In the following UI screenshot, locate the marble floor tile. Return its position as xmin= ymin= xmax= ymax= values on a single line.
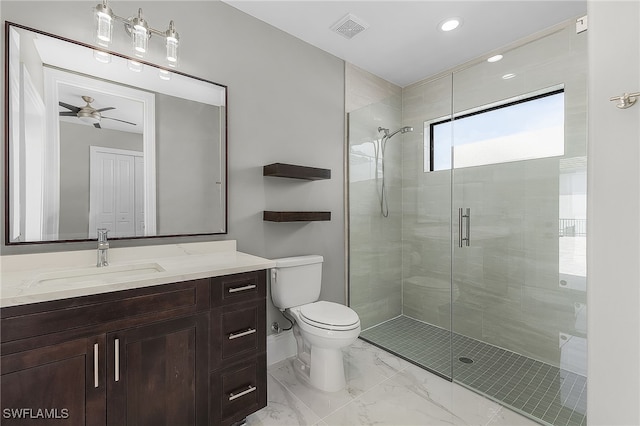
xmin=343 ymin=338 xmax=414 ymax=381
xmin=246 ymin=373 xmax=323 ymax=426
xmin=267 ymin=358 xmax=359 ymax=419
xmin=253 ymin=339 xmax=540 ymax=426
xmin=389 ymin=364 xmax=503 ymax=425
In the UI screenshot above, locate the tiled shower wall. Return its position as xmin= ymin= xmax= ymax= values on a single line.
xmin=347 ymin=65 xmax=403 ymax=329
xmin=401 ymin=25 xmax=587 ymax=373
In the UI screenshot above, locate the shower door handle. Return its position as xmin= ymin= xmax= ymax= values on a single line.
xmin=458 ymin=208 xmax=470 ymax=247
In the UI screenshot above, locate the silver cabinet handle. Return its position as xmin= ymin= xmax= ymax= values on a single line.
xmin=114 ymin=338 xmax=120 ymax=382
xmin=228 ymin=385 xmax=256 ymax=401
xmin=228 ymin=328 xmax=256 ymax=340
xmin=94 ymin=343 xmax=99 ymax=388
xmin=458 ymin=208 xmax=470 ymax=247
xmin=228 ymin=284 xmax=256 ymax=293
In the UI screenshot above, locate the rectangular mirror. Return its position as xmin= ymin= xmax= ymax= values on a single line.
xmin=5 ymin=23 xmax=227 ymax=244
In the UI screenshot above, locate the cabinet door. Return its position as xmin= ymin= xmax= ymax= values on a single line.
xmin=0 ymin=336 xmax=106 ymax=426
xmin=106 ymin=314 xmax=208 ymax=426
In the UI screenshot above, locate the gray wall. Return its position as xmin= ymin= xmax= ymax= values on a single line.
xmin=58 ymin=122 xmax=143 ymax=239
xmin=586 ymin=1 xmax=640 ymax=423
xmin=0 ymin=1 xmax=346 ymax=333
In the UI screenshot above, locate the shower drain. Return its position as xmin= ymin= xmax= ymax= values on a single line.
xmin=458 ymin=357 xmax=474 ymax=364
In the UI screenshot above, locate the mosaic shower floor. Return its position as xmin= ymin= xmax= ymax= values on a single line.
xmin=360 ymin=315 xmax=587 ymax=426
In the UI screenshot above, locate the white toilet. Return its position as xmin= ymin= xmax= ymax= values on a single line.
xmin=271 ymin=255 xmax=361 ymax=392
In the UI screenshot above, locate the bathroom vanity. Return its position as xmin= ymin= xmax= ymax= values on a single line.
xmin=0 ymin=241 xmax=274 ymax=426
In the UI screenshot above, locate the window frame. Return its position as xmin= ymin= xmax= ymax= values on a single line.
xmin=428 ymin=87 xmax=565 ymax=172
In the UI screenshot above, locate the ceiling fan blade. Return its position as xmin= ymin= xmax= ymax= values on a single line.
xmin=59 ymin=112 xmax=77 ymax=117
xmin=94 ymin=123 xmax=102 ymax=129
xmin=59 ymin=102 xmax=80 ymax=112
xmin=102 ymin=117 xmax=137 ymax=126
xmin=96 ymin=107 xmax=116 ymax=112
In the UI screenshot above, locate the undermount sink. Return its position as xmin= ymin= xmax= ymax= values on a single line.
xmin=26 ymin=263 xmax=166 ymax=289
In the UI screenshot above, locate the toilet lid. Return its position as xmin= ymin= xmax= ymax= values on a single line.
xmin=299 ymin=301 xmax=360 ymax=331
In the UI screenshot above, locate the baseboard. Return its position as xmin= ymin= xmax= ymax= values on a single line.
xmin=267 ymin=329 xmax=297 ymax=366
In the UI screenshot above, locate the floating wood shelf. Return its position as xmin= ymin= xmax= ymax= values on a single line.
xmin=263 ymin=211 xmax=331 ymax=222
xmin=263 ymin=163 xmax=331 ymax=180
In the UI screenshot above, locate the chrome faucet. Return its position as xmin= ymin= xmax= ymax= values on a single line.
xmin=97 ymin=228 xmax=109 ymax=267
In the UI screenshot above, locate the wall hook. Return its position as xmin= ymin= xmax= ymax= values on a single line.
xmin=610 ymin=92 xmax=640 ymax=109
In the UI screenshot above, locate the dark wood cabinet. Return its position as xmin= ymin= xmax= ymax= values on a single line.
xmin=1 ymin=336 xmax=105 ymax=426
xmin=209 ymin=271 xmax=267 ymax=425
xmin=106 ymin=314 xmax=208 ymax=426
xmin=0 ymin=270 xmax=267 ymax=426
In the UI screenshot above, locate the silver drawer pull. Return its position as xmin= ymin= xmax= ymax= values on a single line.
xmin=228 ymin=328 xmax=256 ymax=340
xmin=228 ymin=284 xmax=256 ymax=293
xmin=94 ymin=343 xmax=99 ymax=388
xmin=114 ymin=338 xmax=120 ymax=382
xmin=228 ymin=385 xmax=256 ymax=401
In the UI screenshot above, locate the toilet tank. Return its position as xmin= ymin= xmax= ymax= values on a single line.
xmin=271 ymin=255 xmax=323 ymax=309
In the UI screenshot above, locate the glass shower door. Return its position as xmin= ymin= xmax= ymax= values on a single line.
xmin=449 ymin=26 xmax=587 ymax=425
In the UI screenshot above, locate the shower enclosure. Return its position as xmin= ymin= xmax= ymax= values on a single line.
xmin=348 ymin=22 xmax=587 ymax=426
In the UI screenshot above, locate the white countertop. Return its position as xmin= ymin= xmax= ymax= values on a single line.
xmin=0 ymin=241 xmax=276 ymax=308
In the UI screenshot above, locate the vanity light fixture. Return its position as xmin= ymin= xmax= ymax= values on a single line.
xmin=487 ymin=54 xmax=503 ymax=63
xmin=93 ymin=0 xmax=179 ymax=66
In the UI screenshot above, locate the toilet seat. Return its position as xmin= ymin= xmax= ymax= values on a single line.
xmin=299 ymin=301 xmax=360 ymax=331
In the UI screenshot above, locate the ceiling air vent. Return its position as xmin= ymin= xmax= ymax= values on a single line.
xmin=331 ymin=13 xmax=368 ymax=40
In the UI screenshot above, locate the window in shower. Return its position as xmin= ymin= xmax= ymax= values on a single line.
xmin=425 ymin=88 xmax=565 ymax=172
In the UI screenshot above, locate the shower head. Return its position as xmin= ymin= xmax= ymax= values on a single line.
xmin=385 ymin=126 xmax=414 ymax=139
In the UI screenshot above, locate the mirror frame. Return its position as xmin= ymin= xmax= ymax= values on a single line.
xmin=4 ymin=22 xmax=228 ymax=245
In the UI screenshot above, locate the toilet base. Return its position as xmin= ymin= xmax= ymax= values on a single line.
xmin=292 ymin=327 xmax=348 ymax=393
xmin=309 ymin=346 xmax=346 ymax=392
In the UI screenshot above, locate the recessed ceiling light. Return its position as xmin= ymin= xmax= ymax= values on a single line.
xmin=487 ymin=54 xmax=503 ymax=63
xmin=439 ymin=18 xmax=461 ymax=32
xmin=502 ymin=73 xmax=516 ymax=80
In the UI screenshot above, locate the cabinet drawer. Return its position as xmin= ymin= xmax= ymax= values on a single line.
xmin=210 ymin=354 xmax=267 ymax=426
xmin=1 ymin=279 xmax=210 ymax=345
xmin=211 ymin=271 xmax=266 ymax=307
xmin=210 ymin=300 xmax=266 ymax=371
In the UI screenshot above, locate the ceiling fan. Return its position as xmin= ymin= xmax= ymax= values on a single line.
xmin=59 ymin=95 xmax=137 ymax=129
